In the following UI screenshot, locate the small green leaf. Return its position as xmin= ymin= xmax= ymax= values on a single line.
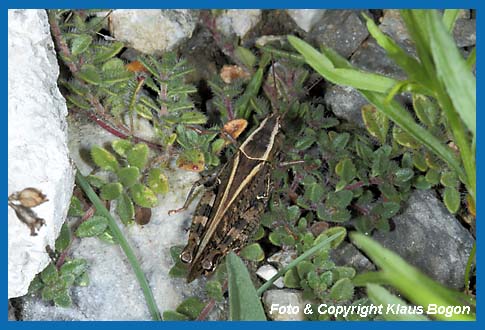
xmin=441 ymin=171 xmax=458 ymax=187
xmin=425 ymin=168 xmax=441 ymax=185
xmin=329 ymin=278 xmax=354 ymax=302
xmin=206 ymin=280 xmax=224 ymax=302
xmin=78 ymin=64 xmax=101 ymax=85
xmin=130 ymin=184 xmax=158 ymax=208
xmin=413 ymin=152 xmax=428 ymax=171
xmin=226 ymin=252 xmax=267 ymax=320
xmin=163 ymin=310 xmax=190 ymax=321
xmin=443 ymin=186 xmax=461 ymax=214
xmin=71 ymin=34 xmax=92 ymax=56
xmin=332 ymin=266 xmax=356 ymax=280
xmin=362 ymin=104 xmax=389 ymax=144
xmin=314 ymin=227 xmax=347 ymax=249
xmin=305 ymin=182 xmax=325 ymax=203
xmin=179 ymin=111 xmax=207 ymax=125
xmin=112 ymin=140 xmax=133 ymax=157
xmin=126 ymin=143 xmax=149 ymax=170
xmin=67 ymin=196 xmax=84 ymax=217
xmin=379 ymin=202 xmax=401 ymax=219
xmin=60 ymin=259 xmax=88 ymax=278
xmin=60 ymin=273 xmax=76 ymax=287
xmin=168 ymin=262 xmax=189 ymax=278
xmin=76 ymin=271 xmax=90 ymax=287
xmin=91 ymin=146 xmax=119 ymax=172
xmin=240 ymin=243 xmax=264 ymax=262
xmin=176 ymin=297 xmax=205 ymax=320
xmin=86 ymin=175 xmax=107 ymax=188
xmin=335 ymin=158 xmax=356 ymax=189
xmin=327 ymin=190 xmax=353 ymax=209
xmin=394 ymin=168 xmax=414 ymax=183
xmin=412 ymin=94 xmax=438 ymax=127
xmin=116 ymin=192 xmax=135 ymax=224
xmin=53 ymin=290 xmax=72 ymax=307
xmin=283 ymin=268 xmax=301 ymax=288
xmin=297 ymin=261 xmax=316 ymax=279
xmin=147 ymin=168 xmax=169 ymax=194
xmin=235 ymin=46 xmax=257 ymax=68
xmin=211 ymin=138 xmax=226 ymax=154
xmin=55 ymin=223 xmax=71 ymax=252
xmin=28 ymin=276 xmax=44 ymax=293
xmin=100 ymin=182 xmax=123 ymax=200
xmin=40 ymin=263 xmax=58 ymax=284
xmin=393 ymin=126 xmax=420 ymax=149
xmin=75 ymin=216 xmax=108 ymax=237
xmin=295 ymin=133 xmax=316 ymax=150
xmin=117 ymin=167 xmax=140 ymax=188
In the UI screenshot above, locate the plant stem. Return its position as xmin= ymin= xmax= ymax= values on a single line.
xmin=255 ymin=231 xmax=344 ymax=296
xmin=75 ymin=171 xmax=162 ymax=321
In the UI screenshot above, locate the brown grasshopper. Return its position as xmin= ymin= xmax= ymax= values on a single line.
xmin=173 ymin=113 xmax=282 ymax=282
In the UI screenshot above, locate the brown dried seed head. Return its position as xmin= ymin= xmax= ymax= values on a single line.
xmin=10 ymin=188 xmax=48 ymax=208
xmin=223 ymin=119 xmax=248 ymax=140
xmin=220 ymin=65 xmax=250 ymax=84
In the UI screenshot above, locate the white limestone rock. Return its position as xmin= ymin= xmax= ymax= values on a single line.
xmin=8 ymin=9 xmax=74 ymax=298
xmin=216 ymin=10 xmax=262 ymax=38
xmin=109 ymin=10 xmax=198 ymax=54
xmin=287 ymin=9 xmax=326 ymax=32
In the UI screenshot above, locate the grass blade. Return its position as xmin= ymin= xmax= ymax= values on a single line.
xmin=442 ymin=9 xmax=460 ymax=32
xmin=226 ymin=252 xmax=267 ymax=320
xmin=287 ymin=35 xmax=397 ymax=93
xmin=351 ymin=232 xmax=475 ymax=321
xmin=427 ymin=10 xmax=476 ymax=137
xmin=76 ymin=172 xmax=162 ymax=321
xmin=366 ymin=284 xmax=429 ymax=321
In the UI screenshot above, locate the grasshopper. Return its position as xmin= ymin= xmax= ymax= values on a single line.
xmin=174 ymin=114 xmax=282 ymax=282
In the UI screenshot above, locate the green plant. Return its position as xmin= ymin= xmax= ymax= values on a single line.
xmin=288 ymin=9 xmax=475 ymax=215
xmin=351 ymin=232 xmax=475 ymax=321
xmin=28 ymin=222 xmax=89 ymax=308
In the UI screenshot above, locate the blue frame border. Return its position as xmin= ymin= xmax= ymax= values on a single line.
xmin=4 ymin=0 xmax=481 ymax=329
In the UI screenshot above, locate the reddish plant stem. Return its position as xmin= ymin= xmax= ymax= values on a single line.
xmin=55 ymin=206 xmax=96 ymax=270
xmin=48 ymin=11 xmax=164 ymax=152
xmin=196 ymin=280 xmax=228 ymax=321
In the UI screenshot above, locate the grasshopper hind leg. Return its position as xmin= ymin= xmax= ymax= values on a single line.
xmin=180 ymin=190 xmax=216 ymax=264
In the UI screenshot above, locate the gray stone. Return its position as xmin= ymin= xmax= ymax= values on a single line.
xmin=330 ymin=242 xmax=375 ymax=273
xmin=8 ymin=9 xmax=74 ymax=298
xmin=379 ymin=10 xmax=416 ymax=57
xmin=256 ymin=265 xmax=284 ymax=289
xmin=453 ymin=19 xmax=476 ymax=48
xmin=324 ymin=85 xmax=367 ymax=127
xmin=286 ymin=10 xmax=326 ymax=33
xmin=216 ymin=10 xmax=262 ymax=38
xmin=351 ymin=38 xmax=407 ymax=80
xmin=267 ymin=250 xmax=298 ymax=269
xmin=110 ymin=10 xmax=198 ymax=54
xmin=263 ymin=289 xmax=306 ymax=321
xmin=308 ymin=10 xmax=369 ymax=58
xmin=372 ymin=190 xmax=475 ymax=289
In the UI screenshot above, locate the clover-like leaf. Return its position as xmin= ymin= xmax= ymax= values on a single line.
xmin=91 ymin=146 xmax=119 ymax=172
xmin=112 ymin=139 xmax=133 ymax=157
xmin=240 ymin=243 xmax=264 ymax=262
xmin=117 ymin=166 xmax=140 ymax=188
xmin=130 ymin=184 xmax=158 ymax=208
xmin=67 ymin=196 xmax=84 ymax=217
xmin=116 ymin=192 xmax=135 ymax=224
xmin=100 ymin=182 xmax=123 ymax=200
xmin=75 ymin=216 xmax=108 ymax=237
xmin=127 ymin=143 xmax=149 ymax=170
xmin=176 ymin=297 xmax=205 ymax=320
xmin=443 ymin=186 xmax=461 ymax=214
xmin=329 ymin=278 xmax=354 ymax=302
xmin=362 ymin=104 xmax=389 ymax=145
xmin=147 ymin=168 xmax=169 ymax=194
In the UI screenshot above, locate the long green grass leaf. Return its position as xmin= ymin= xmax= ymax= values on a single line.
xmin=427 ymin=11 xmax=476 ymax=137
xmin=76 ymin=172 xmax=162 ymax=321
xmin=366 ymin=284 xmax=429 ymax=321
xmin=288 ymin=35 xmax=397 ymax=93
xmin=351 ymin=232 xmax=475 ymax=321
xmin=226 ymin=252 xmax=267 ymax=320
xmin=442 ymin=9 xmax=460 ymax=32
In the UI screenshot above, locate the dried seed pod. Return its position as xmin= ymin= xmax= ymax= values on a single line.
xmin=222 ymin=118 xmax=248 ymax=145
xmin=9 ymin=187 xmax=48 ymax=208
xmin=8 ymin=202 xmax=46 ymax=236
xmin=219 ymin=65 xmax=250 ymax=84
xmin=134 ymin=206 xmax=152 ymax=225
